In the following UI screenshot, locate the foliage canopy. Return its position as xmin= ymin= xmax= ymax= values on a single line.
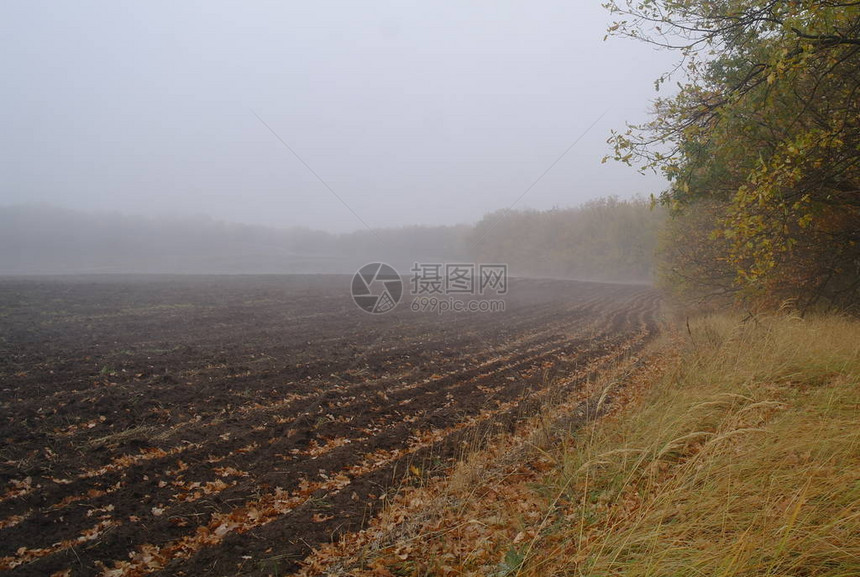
xmin=606 ymin=0 xmax=860 ymax=310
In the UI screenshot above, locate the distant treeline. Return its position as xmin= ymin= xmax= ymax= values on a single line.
xmin=470 ymin=197 xmax=662 ymax=282
xmin=0 ymin=205 xmax=471 ymax=275
xmin=0 ymin=199 xmax=661 ymax=281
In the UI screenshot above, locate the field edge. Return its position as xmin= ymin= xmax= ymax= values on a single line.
xmin=295 ymin=327 xmax=674 ymax=575
xmin=298 ymin=313 xmax=860 ymax=577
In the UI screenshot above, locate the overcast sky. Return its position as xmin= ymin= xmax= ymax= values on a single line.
xmin=0 ymin=1 xmax=676 ymax=233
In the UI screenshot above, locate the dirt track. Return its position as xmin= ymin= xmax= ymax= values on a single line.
xmin=0 ymin=275 xmax=660 ymax=576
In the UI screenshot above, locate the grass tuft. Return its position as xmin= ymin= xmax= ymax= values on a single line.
xmin=528 ymin=314 xmax=860 ymax=576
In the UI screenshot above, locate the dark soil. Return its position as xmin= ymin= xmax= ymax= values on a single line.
xmin=0 ymin=275 xmax=659 ymax=576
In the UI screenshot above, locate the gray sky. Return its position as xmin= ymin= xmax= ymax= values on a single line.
xmin=0 ymin=1 xmax=675 ymax=233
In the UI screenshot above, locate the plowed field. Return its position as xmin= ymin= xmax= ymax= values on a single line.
xmin=0 ymin=276 xmax=660 ymax=576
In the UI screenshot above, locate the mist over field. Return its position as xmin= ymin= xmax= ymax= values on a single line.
xmin=1 ymin=1 xmax=674 ymax=264
xmin=0 ymin=200 xmax=661 ymax=282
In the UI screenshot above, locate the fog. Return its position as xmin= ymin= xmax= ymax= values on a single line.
xmin=1 ymin=1 xmax=675 ymax=235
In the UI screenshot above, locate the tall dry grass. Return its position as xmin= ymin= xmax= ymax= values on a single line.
xmin=524 ymin=314 xmax=860 ymax=576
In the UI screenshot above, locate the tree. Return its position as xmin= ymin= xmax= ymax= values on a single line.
xmin=606 ymin=0 xmax=860 ymax=311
